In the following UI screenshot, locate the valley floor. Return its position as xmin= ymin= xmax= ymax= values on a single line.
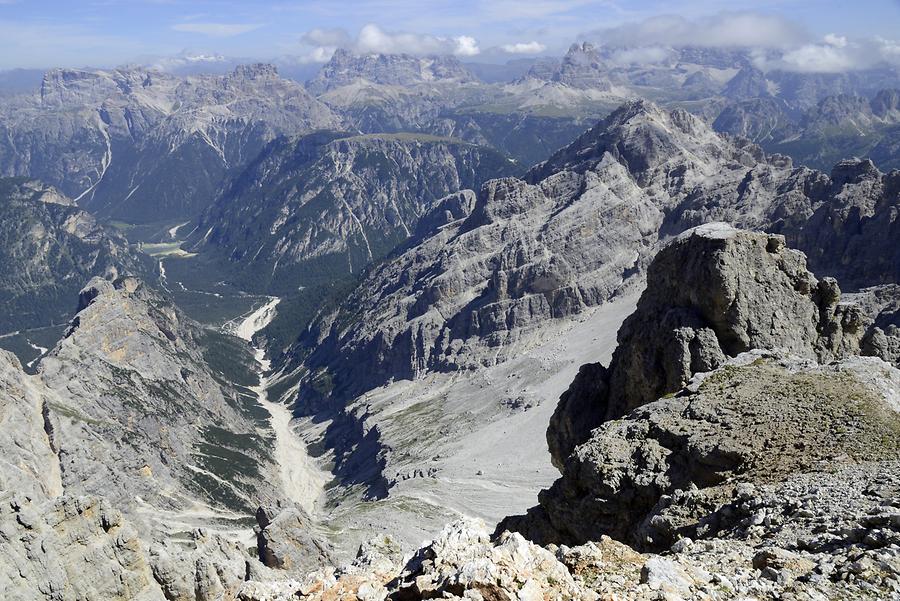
xmin=304 ymin=292 xmax=639 ymax=557
xmin=232 ymin=298 xmax=330 ymax=517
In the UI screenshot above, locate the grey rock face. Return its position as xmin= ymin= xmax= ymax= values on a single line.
xmin=527 ymin=352 xmax=900 ymax=550
xmin=0 ymin=495 xmax=162 ymax=601
xmin=306 ymin=49 xmax=477 ymax=95
xmin=712 ymin=97 xmax=795 ymax=144
xmin=713 ymin=88 xmax=900 ymax=172
xmin=0 ymin=492 xmax=260 ymax=601
xmin=38 ymin=277 xmax=281 ymax=515
xmin=872 ymin=88 xmax=900 ymax=119
xmin=0 ymin=351 xmax=63 ymax=500
xmin=187 ymin=131 xmax=518 ymax=286
xmin=791 ymin=159 xmax=900 ymax=287
xmin=723 ymin=66 xmax=771 ymax=101
xmin=255 ymin=505 xmax=333 ymax=573
xmin=547 ymin=224 xmax=867 ymax=470
xmin=849 ymin=284 xmax=900 ymax=367
xmin=0 ymin=177 xmax=148 ymax=332
xmin=523 ymin=43 xmax=613 ymax=91
xmin=0 ymin=65 xmax=342 ymax=222
xmin=0 ymin=277 xmax=332 ymax=599
xmin=290 ymin=101 xmax=828 ymax=407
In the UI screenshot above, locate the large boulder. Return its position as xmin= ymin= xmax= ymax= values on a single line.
xmin=255 ymin=505 xmax=333 ymax=573
xmin=547 ymin=223 xmax=868 ymax=467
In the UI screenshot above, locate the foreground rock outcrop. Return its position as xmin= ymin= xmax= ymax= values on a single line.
xmin=535 ymin=352 xmax=900 ymax=548
xmin=547 ymin=223 xmax=868 ymax=466
xmin=490 ymin=223 xmax=900 ymax=598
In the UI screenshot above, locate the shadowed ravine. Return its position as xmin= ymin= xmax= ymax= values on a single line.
xmin=232 ymin=297 xmax=328 ymax=516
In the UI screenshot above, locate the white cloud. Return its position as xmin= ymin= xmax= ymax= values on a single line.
xmin=579 ymin=11 xmax=900 ymax=74
xmin=355 ymin=23 xmax=479 ymax=57
xmin=290 ymin=45 xmax=338 ymax=64
xmin=500 ymin=41 xmax=547 ymax=54
xmin=608 ymin=46 xmax=672 ymax=66
xmin=298 ymin=23 xmax=480 ymax=62
xmin=824 ymin=33 xmax=848 ymax=49
xmin=455 ymin=35 xmax=480 ymax=57
xmin=754 ymin=36 xmax=900 ymax=73
xmin=587 ymin=13 xmax=809 ymax=49
xmin=171 ymin=22 xmax=262 ymax=37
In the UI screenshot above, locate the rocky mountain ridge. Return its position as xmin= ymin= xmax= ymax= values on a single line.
xmin=0 ymin=177 xmax=148 ymax=333
xmin=242 ymin=225 xmax=900 ymax=600
xmin=0 ymin=64 xmax=342 ymax=223
xmin=306 ymin=49 xmax=477 ymax=95
xmin=0 ymin=275 xmax=339 ymax=599
xmin=287 ymin=99 xmax=896 ymax=406
xmin=714 ymin=88 xmax=900 ymax=171
xmin=187 ymin=130 xmax=519 ymax=288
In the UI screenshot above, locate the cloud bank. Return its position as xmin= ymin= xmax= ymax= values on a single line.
xmin=755 ymin=36 xmax=900 ymax=73
xmin=587 ymin=13 xmax=809 ymax=50
xmin=500 ymin=41 xmax=546 ymax=54
xmin=583 ymin=12 xmax=900 ymax=74
xmin=298 ymin=24 xmax=482 ymax=63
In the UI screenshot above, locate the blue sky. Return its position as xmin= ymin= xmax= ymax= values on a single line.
xmin=1 ymin=0 xmax=899 ymax=69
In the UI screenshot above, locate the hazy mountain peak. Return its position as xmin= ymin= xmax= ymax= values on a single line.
xmin=229 ymin=62 xmax=279 ymax=80
xmin=306 ymin=48 xmax=476 ymax=94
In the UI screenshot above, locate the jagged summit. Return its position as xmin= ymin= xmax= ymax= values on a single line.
xmin=521 ymin=41 xmax=612 ymax=91
xmin=546 ymin=224 xmax=868 ymax=467
xmin=527 ymin=98 xmax=752 ymax=183
xmin=306 ymin=48 xmax=477 ymax=95
xmin=229 ymin=62 xmax=280 ymax=80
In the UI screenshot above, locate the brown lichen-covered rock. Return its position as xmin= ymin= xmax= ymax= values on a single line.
xmin=536 ymin=352 xmax=900 ymax=549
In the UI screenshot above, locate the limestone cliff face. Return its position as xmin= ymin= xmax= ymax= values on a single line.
xmin=306 ymin=48 xmax=477 ymax=95
xmin=38 ymin=277 xmax=281 ymax=515
xmin=503 ymin=226 xmax=900 ymax=561
xmin=792 ymin=159 xmax=900 ymax=288
xmin=0 ymin=277 xmax=315 ymax=599
xmin=287 ymin=101 xmax=844 ymax=405
xmin=546 ymin=224 xmax=868 ymax=467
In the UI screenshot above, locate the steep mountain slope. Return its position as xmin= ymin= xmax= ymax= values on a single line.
xmin=254 ymin=100 xmax=900 ymax=555
xmin=294 ymin=100 xmax=820 ymax=399
xmin=185 ymin=130 xmax=518 ymax=295
xmin=0 ymin=177 xmax=148 ymax=333
xmin=0 ymin=277 xmax=331 ymax=599
xmin=0 ymin=64 xmax=341 ymax=223
xmin=40 ymin=277 xmax=283 ymax=519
